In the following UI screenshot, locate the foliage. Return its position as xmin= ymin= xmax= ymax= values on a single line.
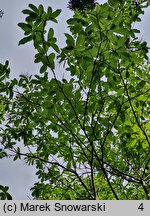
xmin=0 ymin=185 xmax=12 ymax=200
xmin=67 ymin=0 xmax=97 ymax=12
xmin=0 ymin=63 xmax=12 ymax=200
xmin=0 ymin=10 xmax=4 ymax=18
xmin=0 ymin=0 xmax=150 ymax=199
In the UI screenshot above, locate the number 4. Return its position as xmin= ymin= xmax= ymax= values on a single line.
xmin=138 ymin=203 xmax=144 ymax=211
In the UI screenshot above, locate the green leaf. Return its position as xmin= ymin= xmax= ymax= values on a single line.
xmin=47 ymin=6 xmax=52 ymax=16
xmin=4 ymin=60 xmax=9 ymax=68
xmin=28 ymin=4 xmax=39 ymax=14
xmin=51 ymin=43 xmax=60 ymax=53
xmin=136 ymin=80 xmax=146 ymax=90
xmin=0 ymin=185 xmax=4 ymax=191
xmin=113 ymin=28 xmax=129 ymax=36
xmin=51 ymin=9 xmax=61 ymax=19
xmin=76 ymin=34 xmax=85 ymax=47
xmin=18 ymin=23 xmax=32 ymax=32
xmin=0 ymin=149 xmax=7 ymax=159
xmin=108 ymin=0 xmax=118 ymax=7
xmin=47 ymin=28 xmax=54 ymax=40
xmin=38 ymin=5 xmax=44 ymax=15
xmin=48 ymin=53 xmax=55 ymax=69
xmin=40 ymin=64 xmax=47 ymax=73
xmin=22 ymin=9 xmax=33 ymax=15
xmin=65 ymin=33 xmax=75 ymax=47
xmin=34 ymin=53 xmax=43 ymax=63
xmin=6 ymin=193 xmax=12 ymax=200
xmin=120 ymin=111 xmax=126 ymax=123
xmin=18 ymin=35 xmax=32 ymax=45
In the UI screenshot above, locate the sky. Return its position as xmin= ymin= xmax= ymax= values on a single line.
xmin=0 ymin=0 xmax=150 ymax=200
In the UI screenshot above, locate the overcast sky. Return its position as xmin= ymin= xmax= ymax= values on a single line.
xmin=0 ymin=0 xmax=150 ymax=200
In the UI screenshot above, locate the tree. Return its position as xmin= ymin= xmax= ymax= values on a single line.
xmin=0 ymin=0 xmax=150 ymax=199
xmin=0 ymin=62 xmax=12 ymax=200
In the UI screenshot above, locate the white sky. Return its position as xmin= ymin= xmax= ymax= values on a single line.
xmin=0 ymin=0 xmax=150 ymax=199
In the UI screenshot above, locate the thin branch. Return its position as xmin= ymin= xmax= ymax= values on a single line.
xmin=12 ymin=149 xmax=94 ymax=199
xmin=119 ymin=70 xmax=150 ymax=147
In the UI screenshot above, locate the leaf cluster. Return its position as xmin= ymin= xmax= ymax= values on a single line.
xmin=0 ymin=1 xmax=150 ymax=200
xmin=0 ymin=185 xmax=12 ymax=200
xmin=67 ymin=0 xmax=97 ymax=13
